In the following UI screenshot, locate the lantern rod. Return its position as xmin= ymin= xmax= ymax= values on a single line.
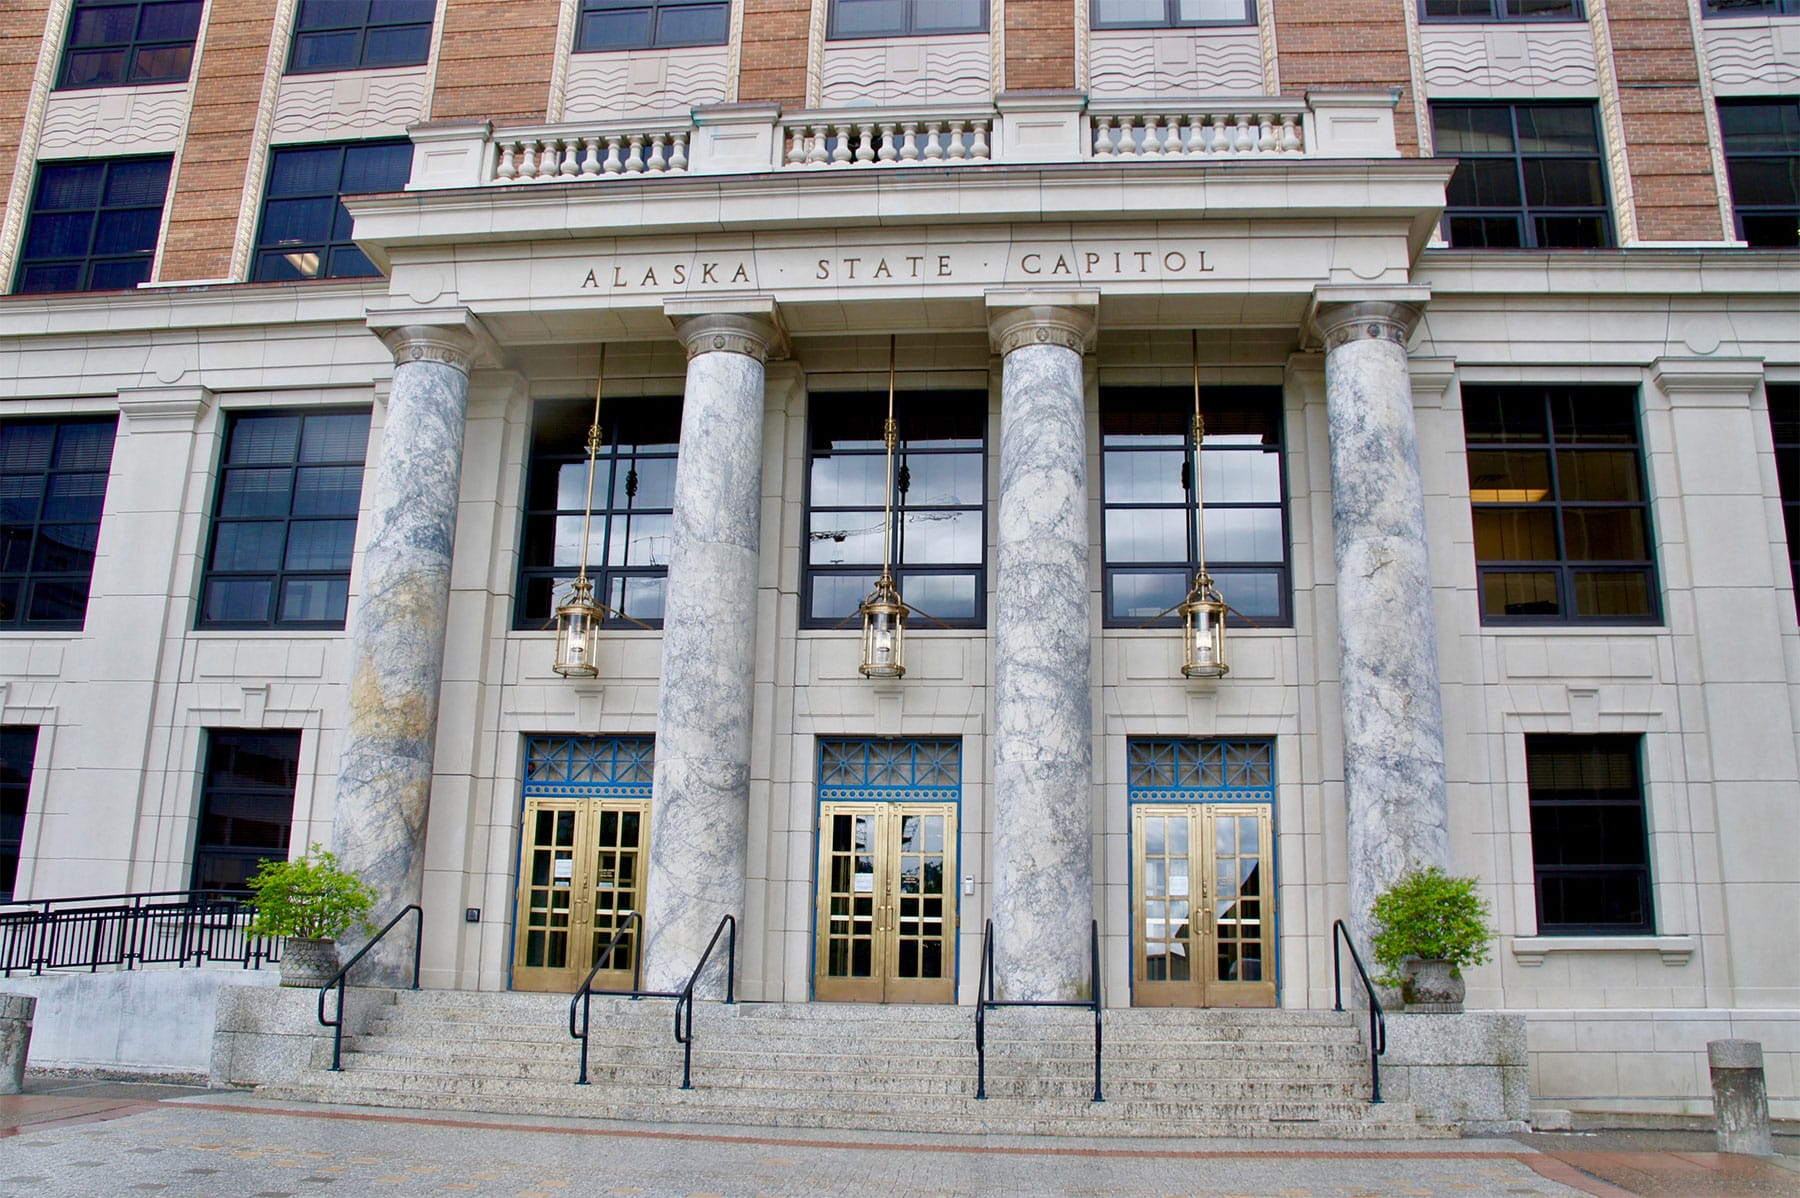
xmin=575 ymin=344 xmax=606 ymax=592
xmin=881 ymin=334 xmax=898 ymax=582
xmin=1192 ymin=328 xmax=1207 ymax=581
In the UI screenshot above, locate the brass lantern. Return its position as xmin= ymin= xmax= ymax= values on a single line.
xmin=552 ymin=350 xmax=607 ymax=678
xmin=859 ymin=336 xmax=910 ymax=679
xmin=1180 ymin=331 xmax=1230 ymax=679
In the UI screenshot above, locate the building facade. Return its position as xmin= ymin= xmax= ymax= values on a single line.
xmin=2 ymin=0 xmax=1798 ymax=1117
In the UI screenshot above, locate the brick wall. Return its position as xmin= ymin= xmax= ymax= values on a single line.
xmin=1604 ymin=1 xmax=1723 ymax=241
xmin=737 ymin=0 xmax=810 ymax=106
xmin=430 ymin=0 xmax=559 ymax=121
xmin=1269 ymin=0 xmax=1419 ymax=155
xmin=0 ymin=6 xmax=48 ymax=261
xmin=158 ymin=0 xmax=278 ymax=283
xmin=1006 ymin=0 xmax=1075 ymax=90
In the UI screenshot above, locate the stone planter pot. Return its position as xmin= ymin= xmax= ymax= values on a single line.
xmin=1400 ymin=957 xmax=1465 ymax=1013
xmin=279 ymin=937 xmax=342 ymax=989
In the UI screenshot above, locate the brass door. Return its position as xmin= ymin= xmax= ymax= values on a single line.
xmin=814 ymin=801 xmax=957 ymax=1003
xmin=512 ymin=797 xmax=648 ymax=992
xmin=1132 ymin=803 xmax=1275 ymax=1008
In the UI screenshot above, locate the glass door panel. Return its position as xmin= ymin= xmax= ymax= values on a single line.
xmin=1131 ymin=802 xmax=1274 ymax=1007
xmin=815 ymin=801 xmax=957 ymax=1003
xmin=512 ymin=797 xmax=649 ymax=992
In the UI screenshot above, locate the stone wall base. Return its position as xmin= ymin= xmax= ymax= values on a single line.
xmin=1380 ymin=1012 xmax=1531 ymax=1133
xmin=210 ymin=982 xmax=396 ymax=1087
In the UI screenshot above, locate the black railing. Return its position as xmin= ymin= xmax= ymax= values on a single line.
xmin=318 ymin=904 xmax=423 ymax=1072
xmin=569 ymin=911 xmax=656 ymax=1086
xmin=0 ymin=889 xmax=280 ymax=976
xmin=974 ymin=918 xmax=1103 ymax=1102
xmin=673 ymin=914 xmax=736 ymax=1090
xmin=1331 ymin=918 xmax=1386 ymax=1104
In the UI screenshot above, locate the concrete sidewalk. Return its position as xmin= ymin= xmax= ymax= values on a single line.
xmin=0 ymin=1079 xmax=1795 ymax=1196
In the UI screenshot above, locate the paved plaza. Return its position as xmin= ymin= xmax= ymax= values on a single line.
xmin=0 ymin=1081 xmax=1795 ymax=1197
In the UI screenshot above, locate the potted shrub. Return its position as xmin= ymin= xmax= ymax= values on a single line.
xmin=245 ymin=844 xmax=378 ymax=988
xmin=1369 ymin=866 xmax=1494 ymax=1012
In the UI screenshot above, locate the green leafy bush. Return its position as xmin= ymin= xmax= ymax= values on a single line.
xmin=245 ymin=844 xmax=378 ymax=941
xmin=1370 ymin=866 xmax=1493 ymax=986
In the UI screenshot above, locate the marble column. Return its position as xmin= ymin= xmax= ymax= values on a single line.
xmin=1311 ymin=290 xmax=1450 ymax=952
xmin=331 ymin=313 xmax=481 ymax=985
xmin=641 ymin=301 xmax=779 ymax=996
xmin=987 ymin=295 xmax=1098 ymax=1002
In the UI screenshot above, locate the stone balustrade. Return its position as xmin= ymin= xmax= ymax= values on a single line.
xmin=491 ymin=126 xmax=692 ymax=183
xmin=1088 ymin=104 xmax=1306 ymax=158
xmin=779 ymin=111 xmax=993 ymax=169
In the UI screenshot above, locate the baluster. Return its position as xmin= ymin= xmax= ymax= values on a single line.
xmin=900 ymin=123 xmax=920 ymax=162
xmin=970 ymin=119 xmax=990 ymax=161
xmin=670 ymin=130 xmax=690 ymax=171
xmin=1167 ymin=114 xmax=1188 ymax=156
xmin=922 ymin=122 xmax=943 ymax=160
xmin=832 ymin=123 xmax=853 ymax=165
xmin=654 ymin=132 xmax=673 ymax=172
xmin=625 ymin=134 xmax=646 ymax=173
xmin=1257 ymin=113 xmax=1276 ymax=154
xmin=804 ymin=124 xmax=828 ymax=166
xmin=1120 ymin=116 xmax=1143 ymax=157
xmin=604 ymin=135 xmax=625 ymax=174
xmin=1233 ymin=113 xmax=1254 ymax=153
xmin=1280 ymin=113 xmax=1301 ymax=153
xmin=1092 ymin=116 xmax=1115 ymax=158
xmin=878 ymin=123 xmax=898 ymax=163
xmin=560 ymin=139 xmax=580 ymax=176
xmin=786 ymin=125 xmax=808 ymax=167
xmin=947 ymin=119 xmax=968 ymax=160
xmin=496 ymin=141 xmax=518 ymax=181
xmin=581 ymin=138 xmax=601 ymax=175
xmin=519 ymin=140 xmax=542 ymax=180
xmin=1140 ymin=113 xmax=1162 ymax=156
xmin=855 ymin=122 xmax=877 ymax=164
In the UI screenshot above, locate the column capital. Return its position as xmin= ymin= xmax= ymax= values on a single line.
xmin=1651 ymin=356 xmax=1766 ymax=408
xmin=366 ymin=306 xmax=492 ymax=375
xmin=1307 ymin=285 xmax=1430 ymax=352
xmin=116 ymin=385 xmax=214 ymax=432
xmin=986 ymin=289 xmax=1099 ymax=356
xmin=665 ymin=295 xmax=785 ymax=361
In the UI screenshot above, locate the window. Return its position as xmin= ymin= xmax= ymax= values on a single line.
xmin=56 ymin=0 xmax=202 ymax=89
xmin=1091 ymin=0 xmax=1251 ymax=30
xmin=516 ymin=398 xmax=681 ymax=631
xmin=1100 ymin=387 xmax=1289 ymax=628
xmin=199 ymin=409 xmax=370 ymax=629
xmin=828 ymin=0 xmax=985 ymax=38
xmin=288 ymin=0 xmax=434 ymax=73
xmin=0 ymin=728 xmax=38 ymax=902
xmin=1703 ymin=0 xmax=1800 ymax=13
xmin=1719 ymin=100 xmax=1800 ymax=249
xmin=1420 ymin=0 xmax=1582 ymax=19
xmin=13 ymin=157 xmax=170 ymax=294
xmin=191 ymin=731 xmax=299 ymax=892
xmin=1464 ymin=385 xmax=1657 ymax=623
xmin=1771 ymin=385 xmax=1800 ymax=613
xmin=251 ymin=140 xmax=412 ymax=282
xmin=1526 ymin=734 xmax=1652 ymax=934
xmin=1434 ymin=103 xmax=1611 ymax=248
xmin=804 ymin=390 xmax=986 ymax=628
xmin=575 ymin=0 xmax=729 ymax=50
xmin=1 ymin=417 xmax=117 ymax=629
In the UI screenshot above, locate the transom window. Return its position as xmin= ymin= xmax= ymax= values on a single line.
xmin=1464 ymin=385 xmax=1658 ymax=624
xmin=516 ymin=397 xmax=681 ymax=631
xmin=191 ymin=731 xmax=299 ymax=892
xmin=14 ymin=157 xmax=171 ymax=294
xmin=576 ymin=0 xmax=729 ymax=49
xmin=828 ymin=0 xmax=986 ymax=39
xmin=1719 ymin=99 xmax=1800 ymax=249
xmin=1126 ymin=740 xmax=1273 ymax=800
xmin=1434 ymin=103 xmax=1611 ymax=249
xmin=525 ymin=737 xmax=655 ymax=797
xmin=1526 ymin=734 xmax=1652 ymax=934
xmin=805 ymin=390 xmax=986 ymax=629
xmin=288 ymin=0 xmax=434 ymax=74
xmin=57 ymin=0 xmax=202 ymax=90
xmin=1100 ymin=386 xmax=1289 ymax=628
xmin=1091 ymin=0 xmax=1252 ymax=29
xmin=1 ymin=416 xmax=117 ymax=629
xmin=819 ymin=739 xmax=961 ymax=797
xmin=252 ymin=140 xmax=413 ymax=282
xmin=1771 ymin=385 xmax=1800 ymax=615
xmin=0 ymin=727 xmax=39 ymax=902
xmin=1702 ymin=0 xmax=1800 ymax=13
xmin=200 ymin=409 xmax=371 ymax=629
xmin=1420 ymin=0 xmax=1582 ymax=19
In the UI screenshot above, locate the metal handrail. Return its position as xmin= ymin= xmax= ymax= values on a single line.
xmin=569 ymin=911 xmax=661 ymax=1085
xmin=0 ymin=888 xmax=279 ymax=976
xmin=673 ymin=913 xmax=736 ymax=1090
xmin=974 ymin=918 xmax=1103 ymax=1102
xmin=1331 ymin=918 xmax=1386 ymax=1104
xmin=317 ymin=904 xmax=423 ymax=1072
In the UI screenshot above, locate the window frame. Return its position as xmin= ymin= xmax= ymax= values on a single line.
xmin=0 ymin=415 xmax=118 ymax=630
xmin=826 ymin=0 xmax=988 ymax=40
xmin=1099 ymin=385 xmax=1292 ymax=630
xmin=1525 ymin=733 xmax=1654 ymax=936
xmin=801 ymin=389 xmax=989 ymax=632
xmin=514 ymin=397 xmax=683 ymax=633
xmin=1089 ymin=0 xmax=1254 ymax=31
xmin=1417 ymin=0 xmax=1584 ymax=22
xmin=1701 ymin=0 xmax=1800 ymax=14
xmin=251 ymin=139 xmax=413 ymax=283
xmin=1718 ymin=98 xmax=1800 ymax=249
xmin=1433 ymin=101 xmax=1614 ymax=250
xmin=13 ymin=156 xmax=172 ymax=294
xmin=198 ymin=407 xmax=371 ymax=631
xmin=190 ymin=730 xmax=300 ymax=893
xmin=0 ymin=727 xmax=39 ymax=903
xmin=1770 ymin=385 xmax=1800 ymax=616
xmin=1464 ymin=384 xmax=1660 ymax=626
xmin=55 ymin=0 xmax=203 ymax=91
xmin=286 ymin=0 xmax=435 ymax=75
xmin=574 ymin=0 xmax=732 ymax=51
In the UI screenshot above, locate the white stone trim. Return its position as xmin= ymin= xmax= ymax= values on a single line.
xmin=1512 ymin=936 xmax=1697 ymax=967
